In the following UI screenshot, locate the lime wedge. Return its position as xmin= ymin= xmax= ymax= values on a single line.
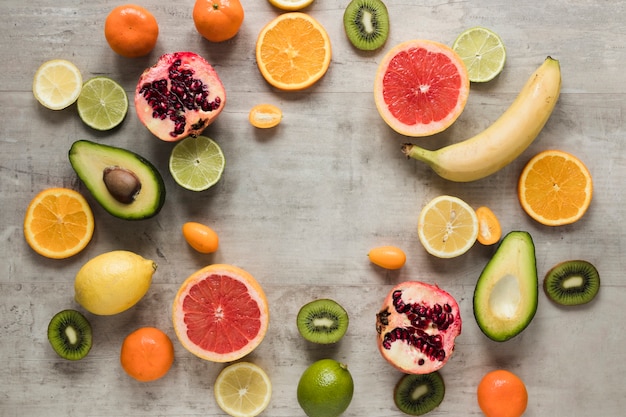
xmin=77 ymin=77 xmax=128 ymax=130
xmin=33 ymin=59 xmax=83 ymax=110
xmin=452 ymin=27 xmax=506 ymax=82
xmin=169 ymin=136 xmax=225 ymax=191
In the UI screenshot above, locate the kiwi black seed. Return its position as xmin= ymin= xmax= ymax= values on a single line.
xmin=394 ymin=371 xmax=445 ymax=416
xmin=296 ymin=299 xmax=349 ymax=344
xmin=543 ymin=260 xmax=600 ymax=306
xmin=343 ymin=0 xmax=390 ymax=51
xmin=47 ymin=309 xmax=93 ymax=360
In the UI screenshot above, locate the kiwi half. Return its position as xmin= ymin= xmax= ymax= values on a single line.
xmin=296 ymin=299 xmax=349 ymax=344
xmin=543 ymin=260 xmax=600 ymax=306
xmin=343 ymin=0 xmax=390 ymax=51
xmin=394 ymin=371 xmax=445 ymax=416
xmin=47 ymin=309 xmax=93 ymax=360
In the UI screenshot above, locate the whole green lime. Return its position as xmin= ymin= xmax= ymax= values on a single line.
xmin=297 ymin=359 xmax=354 ymax=417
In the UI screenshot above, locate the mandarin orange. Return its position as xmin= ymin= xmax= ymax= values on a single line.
xmin=193 ymin=0 xmax=244 ymax=43
xmin=477 ymin=369 xmax=528 ymax=417
xmin=120 ymin=327 xmax=174 ymax=382
xmin=104 ymin=4 xmax=159 ymax=58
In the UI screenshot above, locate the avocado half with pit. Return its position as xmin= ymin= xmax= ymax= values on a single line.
xmin=473 ymin=231 xmax=538 ymax=342
xmin=69 ymin=140 xmax=165 ymax=220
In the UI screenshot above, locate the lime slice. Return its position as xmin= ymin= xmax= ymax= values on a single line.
xmin=452 ymin=27 xmax=506 ymax=82
xmin=77 ymin=77 xmax=129 ymax=130
xmin=33 ymin=59 xmax=83 ymax=110
xmin=169 ymin=136 xmax=225 ymax=191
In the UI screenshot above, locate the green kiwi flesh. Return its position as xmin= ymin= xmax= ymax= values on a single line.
xmin=394 ymin=371 xmax=445 ymax=416
xmin=343 ymin=0 xmax=390 ymax=51
xmin=296 ymin=299 xmax=349 ymax=344
xmin=543 ymin=260 xmax=600 ymax=306
xmin=47 ymin=309 xmax=93 ymax=360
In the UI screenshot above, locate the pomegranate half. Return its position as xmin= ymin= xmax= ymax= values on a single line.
xmin=134 ymin=52 xmax=226 ymax=142
xmin=376 ymin=281 xmax=461 ymax=374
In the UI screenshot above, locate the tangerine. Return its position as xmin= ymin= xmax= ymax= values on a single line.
xmin=193 ymin=0 xmax=245 ymax=43
xmin=477 ymin=369 xmax=528 ymax=417
xmin=104 ymin=4 xmax=159 ymax=58
xmin=120 ymin=327 xmax=174 ymax=382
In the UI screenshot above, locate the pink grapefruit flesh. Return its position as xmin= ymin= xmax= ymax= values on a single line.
xmin=374 ymin=39 xmax=470 ymax=137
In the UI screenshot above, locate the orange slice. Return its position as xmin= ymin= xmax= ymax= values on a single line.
xmin=476 ymin=206 xmax=502 ymax=245
xmin=249 ymin=103 xmax=283 ymax=128
xmin=518 ymin=150 xmax=593 ymax=226
xmin=23 ymin=188 xmax=95 ymax=259
xmin=255 ymin=12 xmax=332 ymax=91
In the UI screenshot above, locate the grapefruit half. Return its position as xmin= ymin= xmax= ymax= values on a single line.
xmin=374 ymin=39 xmax=470 ymax=137
xmin=172 ymin=264 xmax=269 ymax=362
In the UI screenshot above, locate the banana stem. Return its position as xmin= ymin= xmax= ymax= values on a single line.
xmin=401 ymin=143 xmax=433 ymax=163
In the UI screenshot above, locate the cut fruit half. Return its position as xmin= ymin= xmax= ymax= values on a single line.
xmin=33 ymin=59 xmax=82 ymax=110
xmin=214 ymin=362 xmax=272 ymax=417
xmin=172 ymin=264 xmax=269 ymax=362
xmin=249 ymin=103 xmax=283 ymax=128
xmin=77 ymin=77 xmax=129 ymax=131
xmin=374 ymin=39 xmax=469 ymax=137
xmin=452 ymin=27 xmax=506 ymax=83
xmin=169 ymin=135 xmax=225 ymax=191
xmin=267 ymin=0 xmax=314 ymax=11
xmin=417 ymin=195 xmax=478 ymax=258
xmin=518 ymin=149 xmax=593 ymax=226
xmin=256 ymin=12 xmax=332 ymax=91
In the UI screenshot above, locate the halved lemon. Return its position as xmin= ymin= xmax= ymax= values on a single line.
xmin=33 ymin=59 xmax=82 ymax=110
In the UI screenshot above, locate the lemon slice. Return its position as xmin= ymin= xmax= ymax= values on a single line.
xmin=214 ymin=362 xmax=272 ymax=417
xmin=77 ymin=77 xmax=129 ymax=131
xmin=267 ymin=0 xmax=314 ymax=11
xmin=452 ymin=27 xmax=506 ymax=82
xmin=417 ymin=195 xmax=478 ymax=258
xmin=33 ymin=59 xmax=83 ymax=110
xmin=169 ymin=135 xmax=225 ymax=191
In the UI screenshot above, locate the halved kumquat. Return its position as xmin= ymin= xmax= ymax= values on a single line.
xmin=476 ymin=206 xmax=502 ymax=245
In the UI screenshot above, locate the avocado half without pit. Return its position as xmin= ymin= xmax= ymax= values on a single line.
xmin=69 ymin=140 xmax=165 ymax=220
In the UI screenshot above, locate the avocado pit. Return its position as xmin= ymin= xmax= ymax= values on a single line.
xmin=103 ymin=167 xmax=141 ymax=204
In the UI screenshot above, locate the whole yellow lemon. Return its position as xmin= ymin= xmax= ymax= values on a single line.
xmin=74 ymin=250 xmax=157 ymax=315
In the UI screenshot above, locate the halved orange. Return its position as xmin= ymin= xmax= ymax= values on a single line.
xmin=23 ymin=188 xmax=95 ymax=259
xmin=255 ymin=12 xmax=331 ymax=91
xmin=518 ymin=150 xmax=593 ymax=226
xmin=172 ymin=264 xmax=269 ymax=362
xmin=374 ymin=39 xmax=470 ymax=137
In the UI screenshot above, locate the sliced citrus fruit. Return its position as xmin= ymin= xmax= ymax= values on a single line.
xmin=172 ymin=264 xmax=269 ymax=362
xmin=77 ymin=77 xmax=129 ymax=131
xmin=256 ymin=12 xmax=332 ymax=91
xmin=374 ymin=39 xmax=470 ymax=137
xmin=518 ymin=149 xmax=593 ymax=226
xmin=214 ymin=362 xmax=272 ymax=417
xmin=268 ymin=0 xmax=314 ymax=11
xmin=417 ymin=195 xmax=478 ymax=258
xmin=169 ymin=135 xmax=225 ymax=191
xmin=452 ymin=27 xmax=506 ymax=83
xmin=23 ymin=188 xmax=94 ymax=259
xmin=249 ymin=103 xmax=283 ymax=128
xmin=33 ymin=59 xmax=82 ymax=110
xmin=476 ymin=206 xmax=502 ymax=245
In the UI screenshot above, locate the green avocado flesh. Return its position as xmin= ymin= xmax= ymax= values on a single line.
xmin=69 ymin=140 xmax=165 ymax=220
xmin=473 ymin=231 xmax=538 ymax=342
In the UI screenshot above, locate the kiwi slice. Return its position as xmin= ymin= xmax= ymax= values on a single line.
xmin=47 ymin=309 xmax=93 ymax=360
xmin=343 ymin=0 xmax=390 ymax=51
xmin=394 ymin=372 xmax=445 ymax=416
xmin=543 ymin=260 xmax=600 ymax=306
xmin=296 ymin=299 xmax=349 ymax=344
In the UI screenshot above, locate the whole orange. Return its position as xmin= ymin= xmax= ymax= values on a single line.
xmin=477 ymin=369 xmax=528 ymax=417
xmin=104 ymin=4 xmax=159 ymax=58
xmin=193 ymin=0 xmax=245 ymax=42
xmin=120 ymin=327 xmax=174 ymax=382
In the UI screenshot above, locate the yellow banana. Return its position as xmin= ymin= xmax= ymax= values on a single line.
xmin=401 ymin=56 xmax=561 ymax=182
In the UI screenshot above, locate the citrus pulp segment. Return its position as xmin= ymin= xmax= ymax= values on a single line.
xmin=169 ymin=135 xmax=225 ymax=191
xmin=172 ymin=264 xmax=269 ymax=362
xmin=23 ymin=188 xmax=94 ymax=259
xmin=417 ymin=195 xmax=478 ymax=258
xmin=32 ymin=59 xmax=82 ymax=110
xmin=518 ymin=149 xmax=593 ymax=226
xmin=268 ymin=0 xmax=314 ymax=11
xmin=374 ymin=39 xmax=470 ymax=137
xmin=77 ymin=77 xmax=129 ymax=131
xmin=255 ymin=12 xmax=332 ymax=91
xmin=214 ymin=362 xmax=272 ymax=417
xmin=452 ymin=27 xmax=506 ymax=82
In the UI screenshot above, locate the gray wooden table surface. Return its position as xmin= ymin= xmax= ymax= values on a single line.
xmin=2 ymin=1 xmax=625 ymax=416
